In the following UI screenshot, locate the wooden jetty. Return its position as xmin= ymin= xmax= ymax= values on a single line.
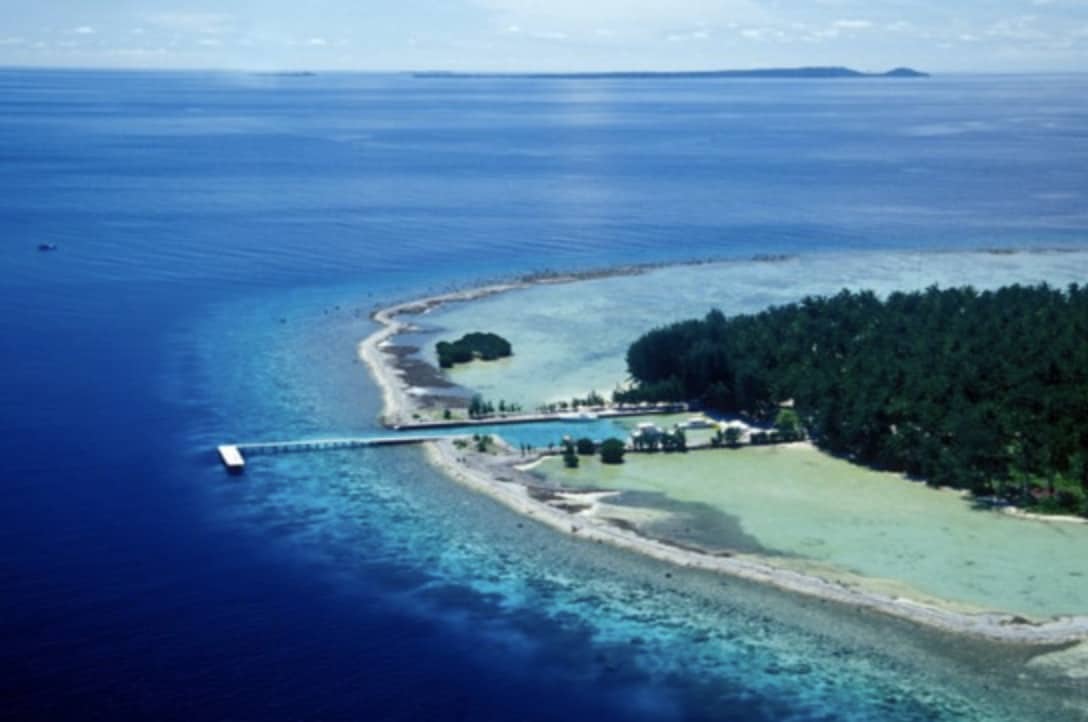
xmin=217 ymin=403 xmax=692 ymax=474
xmin=216 ymin=434 xmax=457 ymax=473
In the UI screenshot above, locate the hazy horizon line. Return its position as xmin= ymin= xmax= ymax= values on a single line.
xmin=2 ymin=63 xmax=1087 ymax=76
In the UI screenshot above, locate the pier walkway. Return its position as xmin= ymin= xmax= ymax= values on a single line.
xmin=217 ymin=403 xmax=693 ymax=473
xmin=217 ymin=434 xmax=459 ymax=473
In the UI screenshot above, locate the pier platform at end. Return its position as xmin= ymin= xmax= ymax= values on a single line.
xmin=217 ymin=445 xmax=246 ymax=473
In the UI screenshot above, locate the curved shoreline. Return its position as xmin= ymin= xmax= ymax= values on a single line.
xmin=359 ymin=280 xmax=528 ymax=426
xmin=358 ymin=262 xmax=668 ymax=426
xmin=357 ymin=257 xmax=1088 ymax=646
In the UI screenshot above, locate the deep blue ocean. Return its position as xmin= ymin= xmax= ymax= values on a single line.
xmin=2 ymin=69 xmax=1087 ymax=721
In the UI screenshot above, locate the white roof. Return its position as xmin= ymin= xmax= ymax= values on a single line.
xmin=217 ymin=445 xmax=245 ymax=469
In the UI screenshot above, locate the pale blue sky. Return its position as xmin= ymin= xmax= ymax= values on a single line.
xmin=1 ymin=1 xmax=1086 ymax=72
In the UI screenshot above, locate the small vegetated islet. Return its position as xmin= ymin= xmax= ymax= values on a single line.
xmin=437 ymin=332 xmax=512 ymax=368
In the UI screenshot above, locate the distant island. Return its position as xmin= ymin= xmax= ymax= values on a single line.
xmin=414 ymin=66 xmax=928 ymax=80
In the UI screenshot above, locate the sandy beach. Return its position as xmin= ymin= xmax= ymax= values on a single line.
xmin=425 ymin=438 xmax=1088 ymax=645
xmin=359 ymin=274 xmax=631 ymax=426
xmin=357 ymin=256 xmax=778 ymax=426
xmin=357 ymin=268 xmax=1088 ymax=648
xmin=358 ymin=281 xmax=526 ymax=426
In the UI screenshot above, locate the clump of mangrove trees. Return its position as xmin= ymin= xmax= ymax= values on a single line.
xmin=437 ymin=332 xmax=512 ymax=368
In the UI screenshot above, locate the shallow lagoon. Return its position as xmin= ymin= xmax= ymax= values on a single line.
xmin=428 ymin=250 xmax=1088 ymax=407
xmin=424 ymin=248 xmax=1088 ymax=620
xmin=541 ymin=445 xmax=1088 ymax=619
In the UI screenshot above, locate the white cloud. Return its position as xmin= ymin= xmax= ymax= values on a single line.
xmin=108 ymin=47 xmax=169 ymax=58
xmin=795 ymin=17 xmax=874 ymax=42
xmin=475 ymin=0 xmax=768 ymax=35
xmin=739 ymin=26 xmax=788 ymax=41
xmin=147 ymin=12 xmax=233 ymax=35
xmin=833 ymin=19 xmax=871 ymax=30
xmin=306 ymin=37 xmax=328 ymax=46
xmin=73 ymin=26 xmax=95 ymax=35
xmin=502 ymin=24 xmax=567 ymax=40
xmin=0 ymin=36 xmax=25 ymax=46
xmin=986 ymin=15 xmax=1048 ymax=40
xmin=530 ymin=31 xmax=568 ymax=40
xmin=666 ymin=29 xmax=710 ymax=41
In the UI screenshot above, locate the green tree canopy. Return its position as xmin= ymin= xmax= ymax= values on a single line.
xmin=576 ymin=438 xmax=596 ymax=455
xmin=617 ymin=284 xmax=1088 ymax=513
xmin=437 ymin=332 xmax=513 ymax=368
xmin=599 ymin=437 xmax=627 ymax=465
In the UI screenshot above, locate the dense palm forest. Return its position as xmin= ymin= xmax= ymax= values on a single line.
xmin=616 ymin=284 xmax=1088 ymax=515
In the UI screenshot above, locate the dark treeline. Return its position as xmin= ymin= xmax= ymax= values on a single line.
xmin=617 ymin=284 xmax=1088 ymax=515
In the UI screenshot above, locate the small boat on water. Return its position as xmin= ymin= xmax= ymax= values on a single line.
xmin=37 ymin=243 xmax=58 ymax=252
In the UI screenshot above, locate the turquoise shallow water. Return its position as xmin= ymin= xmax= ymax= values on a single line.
xmin=182 ymin=270 xmax=1088 ymax=721
xmin=204 ymin=441 xmax=1080 ymax=722
xmin=423 ymin=249 xmax=1088 ymax=618
xmin=429 ymin=250 xmax=1088 ymax=407
xmin=542 ymin=445 xmax=1088 ymax=618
